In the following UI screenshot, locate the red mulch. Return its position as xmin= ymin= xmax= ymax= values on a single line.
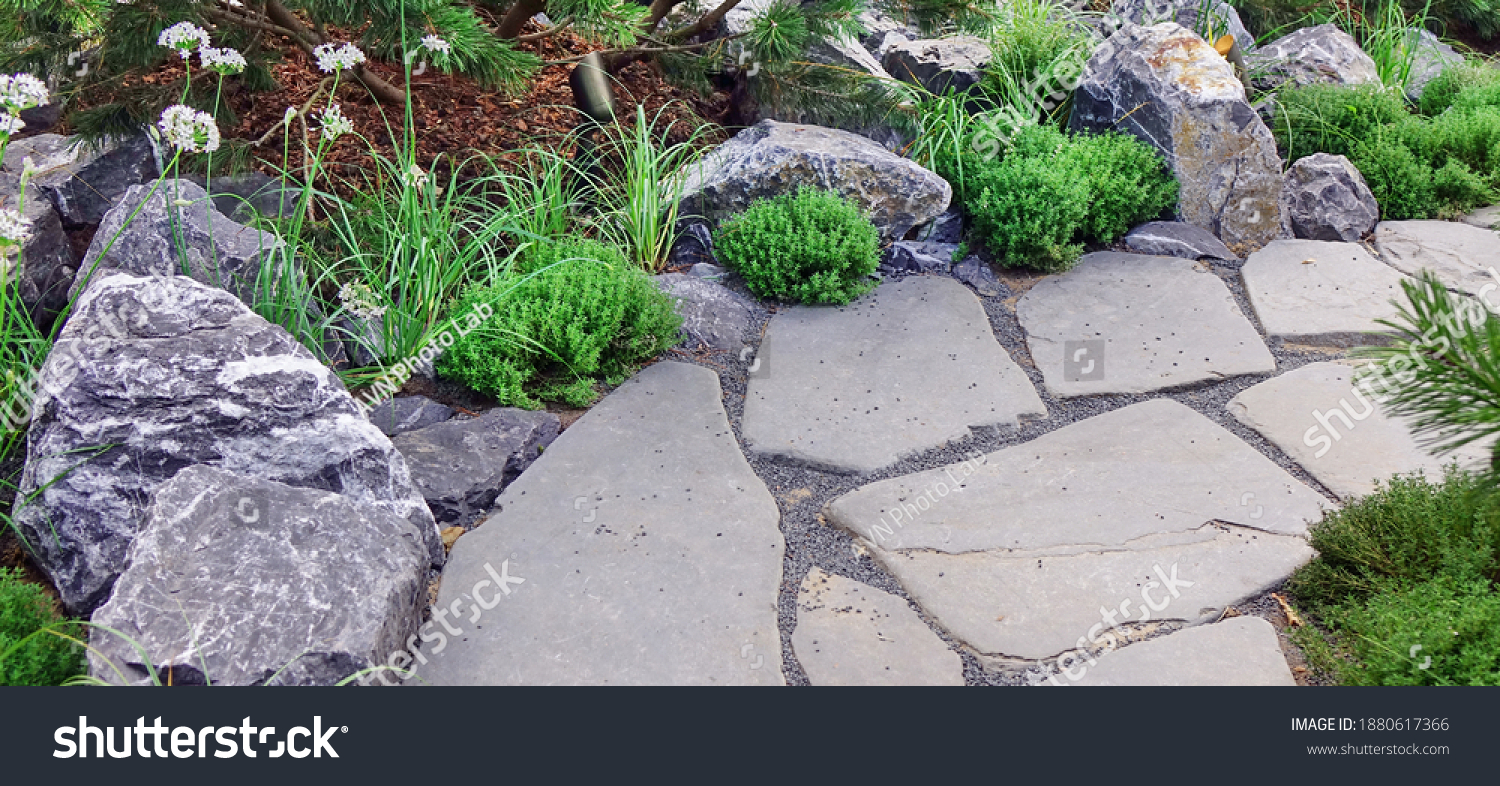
xmin=76 ymin=18 xmax=732 ymax=182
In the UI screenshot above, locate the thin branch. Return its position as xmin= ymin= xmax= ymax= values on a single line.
xmin=667 ymin=0 xmax=746 ymax=41
xmin=517 ymin=18 xmax=574 ymax=41
xmin=567 ymin=33 xmax=743 ymax=67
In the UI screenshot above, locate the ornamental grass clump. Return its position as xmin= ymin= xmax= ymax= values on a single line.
xmin=713 ymin=187 xmax=880 ymax=306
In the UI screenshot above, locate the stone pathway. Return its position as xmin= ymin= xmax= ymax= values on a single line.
xmin=426 ymin=214 xmax=1500 ymax=685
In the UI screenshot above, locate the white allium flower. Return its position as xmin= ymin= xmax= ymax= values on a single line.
xmin=319 ymin=104 xmax=354 ymax=140
xmin=421 ymin=35 xmax=451 ymax=55
xmin=313 ymin=42 xmax=367 ymax=73
xmin=0 ymin=73 xmax=49 ymax=113
xmin=403 ymin=163 xmax=429 ymax=188
xmin=157 ymin=22 xmax=210 ymax=59
xmin=0 ymin=208 xmax=32 ymax=247
xmin=0 ymin=114 xmax=22 ymax=138
xmin=339 ymin=281 xmax=387 ymax=320
xmin=283 ymin=106 xmax=298 ymax=125
xmin=158 ymin=104 xmax=221 ymax=153
xmin=200 ymin=47 xmax=247 ymax=75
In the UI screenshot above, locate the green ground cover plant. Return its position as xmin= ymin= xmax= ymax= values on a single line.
xmin=0 ymin=568 xmax=83 ymax=686
xmin=713 ymin=187 xmax=880 ymax=306
xmin=435 ymin=238 xmax=680 ymax=409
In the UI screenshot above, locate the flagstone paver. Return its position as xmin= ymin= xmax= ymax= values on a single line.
xmin=741 ymin=276 xmax=1045 ymax=475
xmin=1241 ymin=239 xmax=1408 ymax=346
xmin=1073 ymin=617 xmax=1297 ymax=686
xmin=792 ymin=568 xmax=964 ymax=686
xmin=1228 ymin=361 xmax=1491 ymax=500
xmin=416 ymin=362 xmax=785 ymax=685
xmin=1017 ymin=252 xmax=1276 ymax=397
xmin=824 ymin=399 xmax=1324 ymax=661
xmin=1374 ymin=220 xmax=1500 ymax=296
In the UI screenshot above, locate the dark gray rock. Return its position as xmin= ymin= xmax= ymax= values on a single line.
xmin=337 ymin=313 xmax=386 ymax=368
xmin=1405 ymin=29 xmax=1463 ymax=102
xmin=668 ymin=220 xmax=716 ymax=268
xmin=1124 ymin=221 xmax=1237 ymax=260
xmin=1071 ymin=23 xmax=1283 ymax=254
xmin=913 ymin=208 xmax=963 ymax=244
xmin=881 ymin=241 xmax=954 ymax=275
xmin=366 ymin=396 xmax=454 ymax=436
xmin=1280 ymin=153 xmax=1379 ymax=242
xmin=654 ymin=272 xmax=757 ymax=350
xmin=18 ymin=104 xmax=62 ymax=135
xmin=1246 ymin=24 xmax=1380 ymax=91
xmin=856 ymin=8 xmax=920 ymax=57
xmin=68 ymin=178 xmax=287 ymax=306
xmin=1109 ymin=0 xmax=1256 ymax=51
xmin=3 ymin=177 xmax=75 ymax=333
xmin=882 ymin=36 xmax=991 ymax=96
xmin=677 ymin=120 xmax=951 ymax=241
xmin=5 ymin=134 xmax=159 ymax=227
xmin=390 ymin=407 xmax=560 ymax=528
xmin=952 ymin=255 xmax=1003 ymax=297
xmin=89 ymin=466 xmax=430 ymax=686
xmin=190 ymin=172 xmax=298 ymax=223
xmin=12 ymin=274 xmax=441 ymax=614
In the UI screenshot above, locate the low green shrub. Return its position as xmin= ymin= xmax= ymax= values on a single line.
xmin=1420 ymin=62 xmax=1500 ymax=116
xmin=1350 ymin=133 xmax=1438 ymax=219
xmin=713 ymin=187 xmax=880 ymax=305
xmin=1290 ymin=470 xmax=1500 ymax=606
xmin=1433 ymin=158 xmax=1494 ymax=214
xmin=0 ymin=568 xmax=83 ymax=686
xmin=962 ymin=125 xmax=1176 ymax=272
xmin=1330 ymin=574 xmax=1500 ymax=685
xmin=1272 ymin=83 xmax=1411 ymax=161
xmin=436 ymin=238 xmax=681 ymax=408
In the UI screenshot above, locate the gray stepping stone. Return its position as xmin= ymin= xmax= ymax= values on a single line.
xmin=1017 ymin=252 xmax=1276 ymax=397
xmin=1374 ymin=220 xmax=1500 ymax=296
xmin=792 ymin=567 xmax=963 ymax=686
xmin=1072 ymin=617 xmax=1296 ymax=686
xmin=1462 ymin=205 xmax=1498 ymax=230
xmin=1241 ymin=239 xmax=1408 ymax=346
xmin=415 ymin=362 xmax=785 ymax=685
xmin=1124 ymin=221 xmax=1236 ymax=261
xmin=1228 ymin=362 xmax=1491 ymax=500
xmin=825 ymin=399 xmax=1324 ymax=661
xmin=742 ymin=276 xmax=1044 ymax=474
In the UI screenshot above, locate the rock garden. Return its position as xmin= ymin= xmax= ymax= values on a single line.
xmin=0 ymin=0 xmax=1498 ymax=686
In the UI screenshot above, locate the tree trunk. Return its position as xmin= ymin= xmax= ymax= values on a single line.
xmin=263 ymin=0 xmax=408 ymax=104
xmin=496 ymin=0 xmax=549 ymax=39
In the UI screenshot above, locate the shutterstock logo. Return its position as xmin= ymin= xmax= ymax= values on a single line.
xmin=54 ymin=716 xmax=345 ymax=759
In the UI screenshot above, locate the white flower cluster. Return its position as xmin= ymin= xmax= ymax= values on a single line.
xmin=404 ymin=163 xmax=429 ymax=189
xmin=157 ymin=21 xmax=211 ymax=59
xmin=0 ymin=114 xmax=23 ymax=139
xmin=314 ymin=42 xmax=367 ymax=73
xmin=0 ymin=207 xmax=32 ymax=249
xmin=0 ymin=73 xmax=48 ymax=115
xmin=158 ymin=104 xmax=221 ymax=153
xmin=421 ymin=35 xmax=452 ymax=56
xmin=339 ymin=281 xmax=387 ymax=320
xmin=319 ymin=104 xmax=354 ymax=140
xmin=200 ymin=46 xmax=247 ymax=75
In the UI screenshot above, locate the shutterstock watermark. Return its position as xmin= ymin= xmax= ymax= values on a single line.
xmin=1302 ymin=268 xmax=1500 ymax=459
xmin=55 ymin=716 xmax=345 ymax=759
xmin=1026 ymin=562 xmax=1195 ymax=685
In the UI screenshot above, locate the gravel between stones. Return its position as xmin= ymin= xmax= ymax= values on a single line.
xmin=633 ymin=256 xmax=1342 ymax=686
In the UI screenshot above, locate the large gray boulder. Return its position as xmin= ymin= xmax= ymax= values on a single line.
xmin=390 ymin=407 xmax=560 ymax=528
xmin=2 ymin=133 xmax=158 ymax=227
xmin=1247 ymin=24 xmax=1380 ymax=91
xmin=654 ymin=272 xmax=757 ymax=351
xmin=881 ymin=36 xmax=991 ymax=96
xmin=1070 ymin=23 xmax=1284 ymax=254
xmin=1405 ymin=29 xmax=1463 ymax=102
xmin=89 ymin=466 xmax=430 ymax=686
xmin=677 ymin=120 xmax=950 ymax=241
xmin=1109 ymin=0 xmax=1256 ymax=51
xmin=68 ymin=178 xmax=284 ymax=305
xmin=1280 ymin=153 xmax=1379 ymax=242
xmin=12 ymin=274 xmax=441 ymax=614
